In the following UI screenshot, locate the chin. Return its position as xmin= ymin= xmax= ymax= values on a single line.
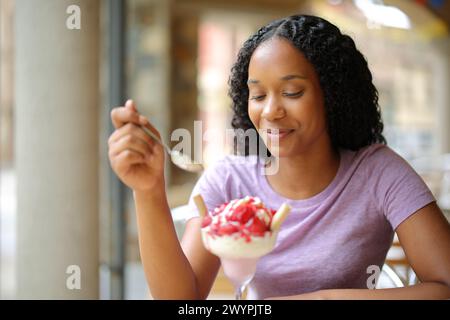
xmin=266 ymin=142 xmax=313 ymax=158
xmin=265 ymin=146 xmax=291 ymax=158
xmin=262 ymin=134 xmax=300 ymax=158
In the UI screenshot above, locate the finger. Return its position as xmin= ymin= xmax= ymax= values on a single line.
xmin=112 ymin=149 xmax=146 ymax=172
xmin=111 ymin=106 xmax=147 ymax=129
xmin=108 ymin=122 xmax=155 ymax=147
xmin=139 ymin=118 xmax=165 ymax=159
xmin=109 ymin=134 xmax=152 ymax=159
xmin=139 ymin=115 xmax=162 ymax=140
xmin=125 ymin=99 xmax=148 ymax=126
xmin=125 ymin=99 xmax=138 ymax=113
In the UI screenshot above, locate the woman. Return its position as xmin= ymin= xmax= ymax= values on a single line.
xmin=108 ymin=15 xmax=450 ymax=299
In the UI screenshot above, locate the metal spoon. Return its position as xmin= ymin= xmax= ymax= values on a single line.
xmin=141 ymin=126 xmax=203 ymax=173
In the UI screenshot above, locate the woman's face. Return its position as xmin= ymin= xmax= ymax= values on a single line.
xmin=247 ymin=37 xmax=330 ymax=158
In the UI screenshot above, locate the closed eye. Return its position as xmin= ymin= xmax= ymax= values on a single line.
xmin=249 ymin=95 xmax=266 ymax=101
xmin=283 ymin=90 xmax=304 ymax=98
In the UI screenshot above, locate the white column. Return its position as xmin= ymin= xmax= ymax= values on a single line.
xmin=15 ymin=0 xmax=99 ymax=299
xmin=434 ymin=37 xmax=450 ymax=154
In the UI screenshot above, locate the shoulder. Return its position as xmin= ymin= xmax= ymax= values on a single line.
xmin=349 ymin=143 xmax=412 ymax=175
xmin=356 ymin=143 xmax=404 ymax=163
xmin=349 ymin=144 xmax=435 ymax=226
xmin=341 ymin=143 xmax=427 ymax=204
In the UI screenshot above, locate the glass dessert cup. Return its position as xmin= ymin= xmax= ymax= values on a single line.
xmin=194 ymin=194 xmax=291 ymax=300
xmin=201 ymin=229 xmax=278 ymax=300
xmin=220 ymin=257 xmax=259 ymax=300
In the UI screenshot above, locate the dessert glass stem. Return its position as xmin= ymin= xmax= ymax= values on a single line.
xmin=220 ymin=257 xmax=258 ymax=300
xmin=235 ymin=278 xmax=253 ymax=300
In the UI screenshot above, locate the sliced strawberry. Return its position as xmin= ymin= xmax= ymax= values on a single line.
xmin=241 ymin=207 xmax=255 ymax=223
xmin=228 ymin=206 xmax=243 ymax=221
xmin=229 ymin=205 xmax=254 ymax=224
xmin=247 ymin=216 xmax=268 ymax=236
xmin=207 ymin=197 xmax=276 ymax=238
xmin=210 ymin=221 xmax=221 ymax=234
xmin=216 ymin=224 xmax=239 ymax=236
xmin=201 ymin=215 xmax=212 ymax=228
xmin=213 ymin=203 xmax=228 ymax=216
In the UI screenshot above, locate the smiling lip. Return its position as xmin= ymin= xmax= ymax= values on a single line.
xmin=263 ymin=129 xmax=295 ymax=139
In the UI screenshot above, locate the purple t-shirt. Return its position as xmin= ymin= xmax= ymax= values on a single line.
xmin=185 ymin=144 xmax=435 ymax=299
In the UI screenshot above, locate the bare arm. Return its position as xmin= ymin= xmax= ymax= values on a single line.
xmin=270 ymin=202 xmax=450 ymax=300
xmin=133 ymin=187 xmax=195 ymax=299
xmin=180 ymin=218 xmax=221 ymax=299
xmin=134 ymin=189 xmax=220 ymax=299
xmin=109 ymin=100 xmax=219 ymax=299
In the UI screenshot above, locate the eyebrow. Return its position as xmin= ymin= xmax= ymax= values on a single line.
xmin=281 ymin=74 xmax=307 ymax=81
xmin=247 ymin=74 xmax=307 ymax=84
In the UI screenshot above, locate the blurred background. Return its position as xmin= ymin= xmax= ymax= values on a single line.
xmin=0 ymin=0 xmax=449 ymax=299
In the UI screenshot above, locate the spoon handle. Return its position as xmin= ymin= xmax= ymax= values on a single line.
xmin=141 ymin=126 xmax=172 ymax=154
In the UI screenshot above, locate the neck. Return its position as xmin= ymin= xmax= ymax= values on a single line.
xmin=265 ymin=143 xmax=340 ymax=200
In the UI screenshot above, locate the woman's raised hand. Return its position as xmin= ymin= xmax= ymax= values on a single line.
xmin=108 ymin=100 xmax=165 ymax=191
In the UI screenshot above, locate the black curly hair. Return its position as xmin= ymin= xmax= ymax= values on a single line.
xmin=229 ymin=14 xmax=386 ymax=155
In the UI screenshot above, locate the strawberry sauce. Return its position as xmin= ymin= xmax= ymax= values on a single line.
xmin=201 ymin=196 xmax=276 ymax=242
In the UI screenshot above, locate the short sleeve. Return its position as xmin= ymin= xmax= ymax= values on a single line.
xmin=183 ymin=159 xmax=232 ymax=222
xmin=370 ymin=146 xmax=436 ymax=230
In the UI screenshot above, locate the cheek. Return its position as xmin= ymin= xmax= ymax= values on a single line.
xmin=292 ymin=96 xmax=326 ymax=126
xmin=308 ymin=89 xmax=327 ymax=126
xmin=310 ymin=99 xmax=327 ymax=128
xmin=247 ymin=103 xmax=260 ymax=128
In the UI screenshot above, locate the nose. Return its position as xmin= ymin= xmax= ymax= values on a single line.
xmin=261 ymin=96 xmax=286 ymax=121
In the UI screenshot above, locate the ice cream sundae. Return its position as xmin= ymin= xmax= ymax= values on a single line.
xmin=193 ymin=194 xmax=290 ymax=299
